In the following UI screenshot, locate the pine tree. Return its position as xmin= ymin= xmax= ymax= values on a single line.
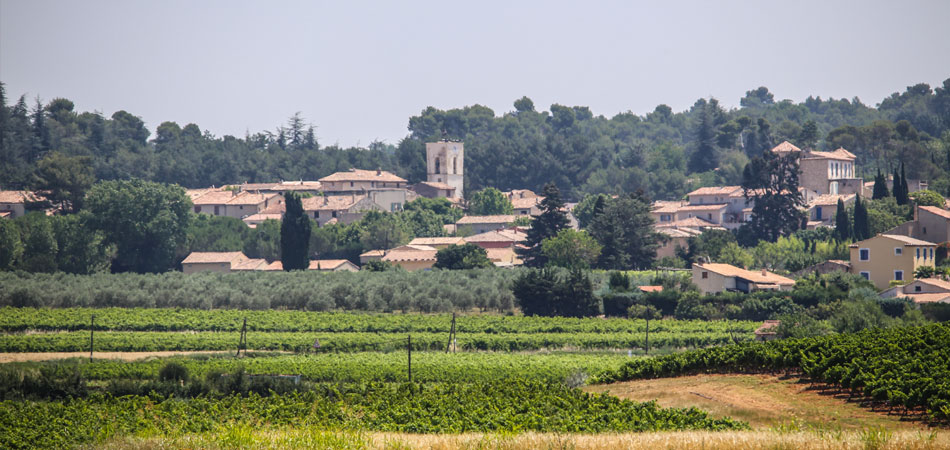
xmin=852 ymin=195 xmax=871 ymax=241
xmin=872 ymin=170 xmax=889 ymax=199
xmin=30 ymin=97 xmax=49 ymax=162
xmin=688 ymin=101 xmax=718 ymax=173
xmin=518 ymin=183 xmax=569 ymax=267
xmin=834 ymin=198 xmax=851 ymax=241
xmin=280 ymin=193 xmax=311 ymax=271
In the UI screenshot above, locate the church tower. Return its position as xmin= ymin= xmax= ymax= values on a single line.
xmin=426 ymin=140 xmax=464 ymax=199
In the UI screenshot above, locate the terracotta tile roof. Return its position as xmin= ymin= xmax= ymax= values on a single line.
xmin=185 ymin=188 xmax=215 ymax=201
xmin=656 ymin=227 xmax=701 ymax=238
xmin=511 ymin=196 xmax=542 ymax=210
xmin=485 ymin=247 xmax=522 ymax=263
xmin=677 ymin=203 xmax=729 ymax=212
xmin=408 ymin=237 xmax=467 ymax=246
xmin=505 ymin=189 xmax=539 ymax=199
xmin=192 ymin=190 xmax=237 ymax=205
xmin=771 ymin=141 xmax=801 ymax=153
xmin=242 ymin=213 xmax=283 ymax=223
xmin=301 ymin=195 xmax=367 ymax=211
xmin=230 ymin=182 xmax=277 ymax=191
xmin=880 ymin=234 xmax=937 ymax=246
xmin=382 ymin=248 xmax=438 ymax=262
xmin=0 ymin=190 xmax=41 ymax=203
xmin=465 ymin=229 xmax=527 ymax=243
xmin=808 ymin=194 xmax=855 ymax=207
xmin=913 ymin=278 xmax=950 ymax=291
xmin=309 ymin=259 xmax=352 ymax=270
xmin=687 ymin=186 xmax=743 ymax=197
xmin=232 ymin=259 xmax=269 ymax=271
xmin=652 ymin=201 xmax=685 ymax=214
xmin=271 ymin=181 xmax=322 ymax=191
xmin=655 ymin=217 xmax=720 ymax=228
xmin=227 ymin=192 xmax=278 ymax=205
xmin=181 ymin=251 xmax=248 ymax=265
xmin=695 ymin=263 xmax=795 ymax=286
xmin=360 ymin=249 xmax=386 ymax=257
xmin=319 ymin=169 xmax=406 ymax=183
xmin=803 ymin=148 xmax=856 ymax=161
xmin=918 ymin=206 xmax=950 ymax=220
xmin=264 ymin=261 xmax=284 ymax=271
xmin=457 ymin=215 xmax=518 ymax=225
xmin=638 ymin=286 xmax=663 ymax=293
xmin=899 ymin=293 xmax=950 ymax=304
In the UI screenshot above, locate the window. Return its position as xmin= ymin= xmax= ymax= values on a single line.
xmin=923 ymin=227 xmax=928 ymax=235
xmin=701 ymin=272 xmax=708 ymax=279
xmin=194 ymin=206 xmax=201 ymax=213
xmin=350 ymin=181 xmax=354 ymax=187
xmin=894 ymin=270 xmax=904 ymax=281
xmin=435 ymin=158 xmax=440 ymax=174
xmin=915 ymin=285 xmax=922 ymax=292
xmin=314 ymin=211 xmax=319 ymax=219
xmin=859 ymin=248 xmax=870 ymax=261
xmin=214 ymin=206 xmax=219 ymax=215
xmin=931 ymin=248 xmax=934 ymax=259
xmin=453 ymin=157 xmax=457 ymax=174
xmin=916 ymin=248 xmax=921 ymax=258
xmin=895 ymin=247 xmax=902 ymax=256
xmin=708 ymin=213 xmax=712 ymax=220
xmin=332 ymin=211 xmax=337 ymax=218
xmin=860 ymin=272 xmax=870 ymax=280
xmin=816 ymin=206 xmax=823 ymax=220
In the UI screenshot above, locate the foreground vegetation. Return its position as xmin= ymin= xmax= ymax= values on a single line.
xmin=596 ymin=322 xmax=950 ymax=423
xmin=0 ymin=380 xmax=747 ymax=450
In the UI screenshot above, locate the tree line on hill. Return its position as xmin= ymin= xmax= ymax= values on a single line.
xmin=3 ymin=80 xmax=950 ymax=202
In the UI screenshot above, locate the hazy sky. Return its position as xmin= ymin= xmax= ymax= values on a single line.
xmin=2 ymin=0 xmax=949 ymax=147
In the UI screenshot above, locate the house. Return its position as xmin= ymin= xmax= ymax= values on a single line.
xmin=381 ymin=245 xmax=439 ymax=271
xmin=692 ymin=263 xmax=795 ymax=294
xmin=456 ymin=215 xmax=519 ymax=235
xmin=301 ymin=194 xmax=381 ymax=227
xmin=685 ymin=186 xmax=752 ymax=229
xmin=191 ymin=190 xmax=280 ymax=219
xmin=319 ymin=169 xmax=407 ymax=193
xmin=0 ymin=190 xmax=37 ymax=219
xmin=505 ymin=189 xmax=543 ymax=216
xmin=308 ymin=259 xmax=360 ymax=272
xmin=654 ymin=217 xmax=723 ymax=231
xmin=231 ymin=258 xmax=271 ymax=271
xmin=181 ymin=251 xmax=250 ymax=274
xmin=675 ymin=203 xmax=728 ymax=226
xmin=655 ymin=227 xmax=701 ymax=259
xmin=912 ymin=206 xmax=950 ymax=243
xmin=651 ymin=201 xmax=684 ymax=224
xmin=366 ymin=188 xmax=414 ymax=212
xmin=485 ymin=247 xmax=523 ymax=267
xmin=464 ymin=229 xmax=527 ymax=249
xmin=407 ymin=237 xmax=467 ymax=249
xmin=226 ymin=180 xmax=323 ymax=196
xmin=805 ymin=194 xmax=855 ymax=228
xmin=412 ymin=181 xmax=456 ymax=199
xmin=772 ymin=141 xmax=863 ymax=196
xmin=849 ymin=234 xmax=936 ymax=290
xmin=359 ymin=249 xmax=386 ymax=265
xmin=242 ymin=202 xmax=285 ymax=228
xmin=793 ymin=259 xmax=852 ymax=277
xmin=880 ymin=278 xmax=950 ymax=304
xmin=754 ymin=320 xmax=781 ymax=341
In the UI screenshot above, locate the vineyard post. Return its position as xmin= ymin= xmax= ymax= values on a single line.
xmin=407 ymin=334 xmax=412 ymax=387
xmin=89 ymin=314 xmax=94 ymax=362
xmin=446 ymin=312 xmax=456 ymax=353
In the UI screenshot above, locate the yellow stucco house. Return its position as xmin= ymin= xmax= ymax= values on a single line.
xmin=849 ymin=234 xmax=936 ymax=290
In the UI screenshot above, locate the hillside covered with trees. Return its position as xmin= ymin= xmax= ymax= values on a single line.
xmin=2 ymin=79 xmax=949 ymax=201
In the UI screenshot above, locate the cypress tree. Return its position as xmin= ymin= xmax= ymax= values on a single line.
xmin=280 ymin=193 xmax=311 ymax=271
xmin=853 ymin=195 xmax=871 ymax=241
xmin=834 ymin=198 xmax=851 ymax=241
xmin=872 ymin=169 xmax=889 ymax=200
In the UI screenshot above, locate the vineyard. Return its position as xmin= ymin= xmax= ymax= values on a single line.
xmin=596 ymin=322 xmax=950 ymax=423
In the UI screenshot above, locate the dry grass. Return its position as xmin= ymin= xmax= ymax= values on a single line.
xmin=93 ymin=429 xmax=950 ymax=450
xmin=585 ymin=373 xmax=927 ymax=430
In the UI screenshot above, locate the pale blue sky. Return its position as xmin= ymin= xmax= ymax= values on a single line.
xmin=2 ymin=0 xmax=949 ymax=147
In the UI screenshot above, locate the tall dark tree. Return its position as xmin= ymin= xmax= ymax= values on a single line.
xmin=688 ymin=100 xmax=718 ymax=173
xmin=871 ymin=169 xmax=889 ymax=199
xmin=852 ymin=195 xmax=871 ymax=241
xmin=738 ymin=150 xmax=805 ymax=243
xmin=588 ymin=192 xmax=661 ymax=269
xmin=280 ymin=193 xmax=311 ymax=271
xmin=892 ymin=167 xmax=905 ymax=205
xmin=834 ymin=198 xmax=851 ymax=241
xmin=32 ymin=152 xmax=96 ymax=213
xmin=30 ymin=97 xmax=49 ymax=162
xmin=897 ymin=161 xmax=910 ymax=205
xmin=518 ymin=183 xmax=569 ymax=267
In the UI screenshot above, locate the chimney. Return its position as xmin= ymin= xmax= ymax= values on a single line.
xmin=377 ymin=168 xmax=382 ymax=176
xmin=323 ymin=196 xmax=328 ymax=206
xmin=761 ymin=269 xmax=767 ymax=276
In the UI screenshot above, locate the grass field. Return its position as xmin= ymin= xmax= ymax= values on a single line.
xmin=95 ymin=429 xmax=950 ymax=450
xmin=585 ymin=374 xmax=931 ymax=431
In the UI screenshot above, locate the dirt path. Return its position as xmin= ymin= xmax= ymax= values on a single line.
xmin=585 ymin=374 xmax=929 ymax=430
xmin=0 ymin=350 xmax=274 ymax=363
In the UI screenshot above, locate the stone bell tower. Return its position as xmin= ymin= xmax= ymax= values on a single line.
xmin=426 ymin=140 xmax=464 ymax=199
